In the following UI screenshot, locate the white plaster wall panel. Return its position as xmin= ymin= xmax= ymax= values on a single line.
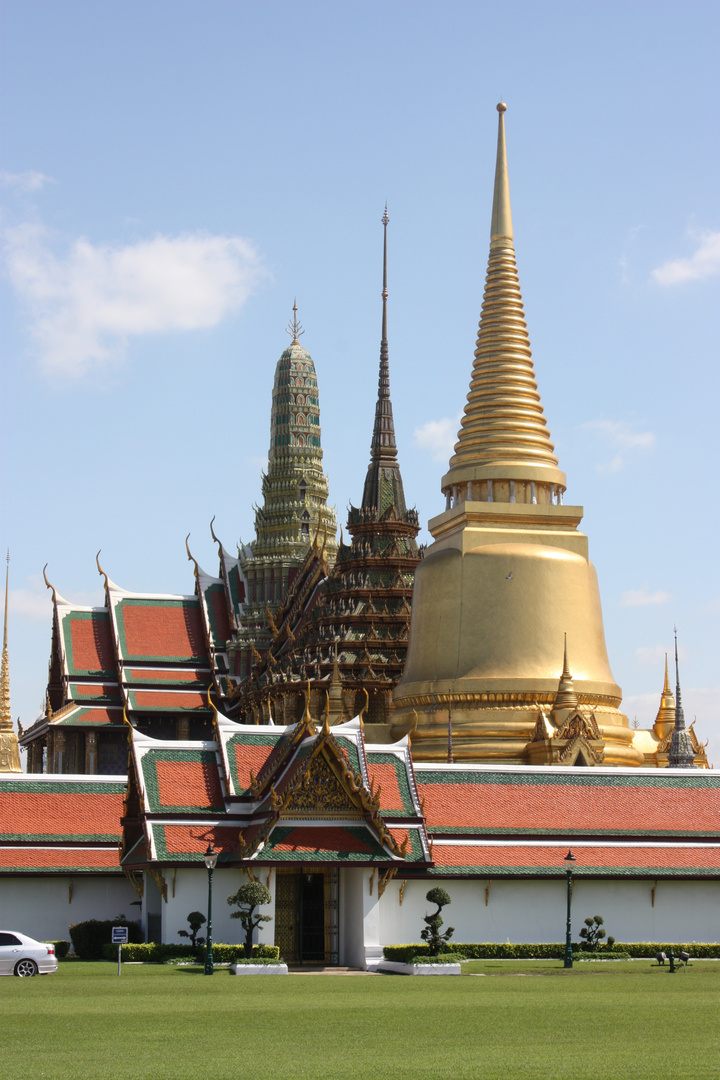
xmin=339 ymin=867 xmax=366 ymax=968
xmin=162 ymin=867 xmax=277 ymax=948
xmin=0 ymin=876 xmax=136 ymax=942
xmin=378 ymin=878 xmax=720 ymax=947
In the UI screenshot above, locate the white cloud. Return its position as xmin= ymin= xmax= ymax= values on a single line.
xmin=0 ymin=170 xmax=56 ymax=192
xmin=634 ymin=644 xmax=684 ymax=668
xmin=620 ymin=587 xmax=672 ymax=608
xmin=413 ymin=414 xmax=462 ymax=463
xmin=582 ymin=418 xmax=654 ymax=473
xmin=5 ymin=575 xmax=104 ymax=621
xmin=652 ymin=229 xmax=720 ymax=286
xmin=3 ymin=225 xmax=267 ymax=376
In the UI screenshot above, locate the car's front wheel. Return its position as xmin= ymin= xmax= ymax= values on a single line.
xmin=14 ymin=959 xmax=38 ymax=977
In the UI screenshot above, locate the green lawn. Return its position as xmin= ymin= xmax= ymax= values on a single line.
xmin=2 ymin=960 xmax=718 ymax=1080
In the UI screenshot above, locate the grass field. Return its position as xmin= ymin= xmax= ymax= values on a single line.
xmin=2 ymin=960 xmax=718 ymax=1080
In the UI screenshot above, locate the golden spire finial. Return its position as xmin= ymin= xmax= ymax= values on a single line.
xmin=491 ymin=103 xmax=513 ymax=243
xmin=286 ymin=300 xmax=304 ymax=345
xmin=442 ymin=102 xmax=565 ymax=497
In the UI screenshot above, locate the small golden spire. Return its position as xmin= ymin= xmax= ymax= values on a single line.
xmin=286 ymin=300 xmax=304 ymax=345
xmin=653 ymin=652 xmax=676 ymax=739
xmin=0 ymin=554 xmax=22 ymax=771
xmin=553 ymin=634 xmax=578 ymax=712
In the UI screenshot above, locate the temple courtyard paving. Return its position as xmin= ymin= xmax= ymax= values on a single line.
xmin=2 ymin=960 xmax=718 ymax=1079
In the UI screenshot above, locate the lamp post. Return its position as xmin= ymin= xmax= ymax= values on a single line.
xmin=204 ymin=843 xmax=218 ymax=976
xmin=563 ymin=849 xmax=576 ymax=969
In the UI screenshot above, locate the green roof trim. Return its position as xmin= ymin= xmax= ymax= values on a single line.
xmin=415 ymin=770 xmax=720 ymax=791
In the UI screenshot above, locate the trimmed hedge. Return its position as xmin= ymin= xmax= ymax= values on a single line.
xmin=197 ymin=944 xmax=280 ymax=964
xmin=384 ymin=942 xmax=720 ymax=962
xmin=70 ymin=919 xmax=143 ymax=960
xmin=44 ymin=940 xmax=70 ymax=959
xmin=575 ymin=951 xmax=631 ymax=961
xmin=102 ymin=943 xmax=196 ymax=963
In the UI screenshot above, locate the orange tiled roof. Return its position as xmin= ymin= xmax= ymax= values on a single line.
xmin=0 ymin=790 xmax=123 ymax=840
xmin=0 ymin=847 xmax=121 ymax=870
xmin=430 ymin=843 xmax=720 ymax=875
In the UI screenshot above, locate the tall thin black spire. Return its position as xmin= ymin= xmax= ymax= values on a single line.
xmin=362 ymin=206 xmax=406 ymax=514
xmin=668 ymin=629 xmax=696 ymax=768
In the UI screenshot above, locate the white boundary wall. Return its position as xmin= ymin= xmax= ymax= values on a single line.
xmin=377 ymin=877 xmax=720 ymax=952
xmin=0 ymin=875 xmax=138 ymax=942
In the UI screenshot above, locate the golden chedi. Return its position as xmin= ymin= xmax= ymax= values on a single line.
xmin=393 ymin=103 xmax=642 ymax=766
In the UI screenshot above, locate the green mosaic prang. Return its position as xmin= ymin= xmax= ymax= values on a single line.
xmin=61 ymin=610 xmax=115 ymax=677
xmin=366 ymin=752 xmax=415 ymax=815
xmin=225 ymin=732 xmax=282 ymax=794
xmin=140 ymin=748 xmax=225 ymax=814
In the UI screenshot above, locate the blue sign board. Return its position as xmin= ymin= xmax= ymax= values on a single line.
xmin=112 ymin=927 xmax=129 ymax=944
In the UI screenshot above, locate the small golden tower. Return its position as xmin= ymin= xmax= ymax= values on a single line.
xmin=0 ymin=553 xmax=22 ymax=773
xmin=652 ymin=654 xmax=676 ymax=741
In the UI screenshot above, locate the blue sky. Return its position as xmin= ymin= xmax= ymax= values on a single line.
xmin=2 ymin=1 xmax=719 ymax=766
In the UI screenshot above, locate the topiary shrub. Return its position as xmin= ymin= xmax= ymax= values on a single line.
xmin=70 ymin=918 xmax=143 ymax=959
xmin=177 ymin=911 xmax=206 ymax=950
xmin=579 ymin=915 xmax=615 ymax=951
xmin=227 ymin=882 xmax=273 ymax=959
xmin=420 ymin=887 xmax=454 ymax=957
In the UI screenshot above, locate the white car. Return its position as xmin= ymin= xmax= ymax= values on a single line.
xmin=0 ymin=932 xmax=59 ymax=977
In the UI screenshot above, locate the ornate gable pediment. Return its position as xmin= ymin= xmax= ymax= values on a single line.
xmin=279 ymin=751 xmax=362 ymax=817
xmin=556 ymin=710 xmax=601 ymax=743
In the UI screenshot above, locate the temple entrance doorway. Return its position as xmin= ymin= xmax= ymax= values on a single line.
xmin=274 ymin=867 xmax=338 ymax=965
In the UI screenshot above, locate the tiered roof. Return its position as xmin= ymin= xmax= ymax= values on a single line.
xmin=20 ymin=546 xmax=251 ymax=765
xmin=414 ymin=764 xmax=720 ymax=879
xmin=121 ymin=700 xmax=430 ymax=874
xmin=0 ymin=774 xmax=126 ymax=873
